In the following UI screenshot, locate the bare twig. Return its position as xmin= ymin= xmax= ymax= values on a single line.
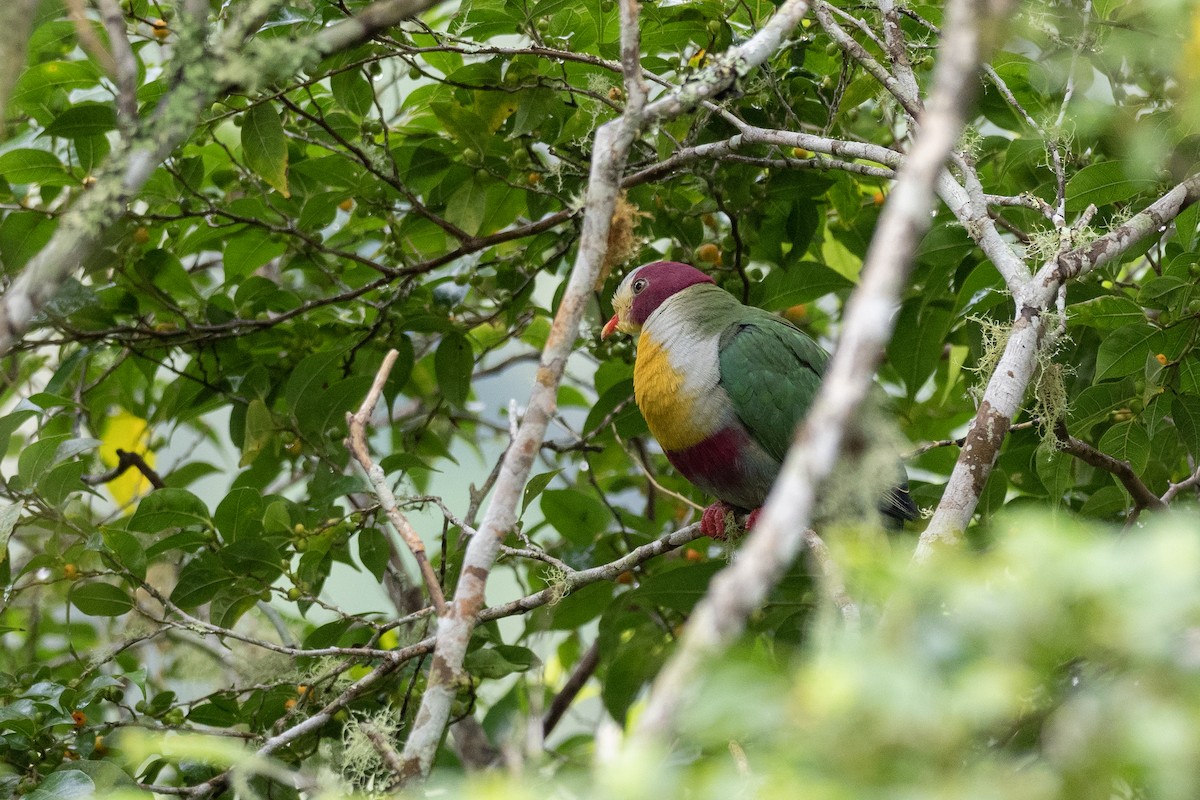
xmin=1054 ymin=421 xmax=1166 ymax=513
xmin=801 ymin=529 xmax=858 ymax=626
xmin=95 ymin=0 xmax=140 ymax=131
xmin=543 ymin=639 xmax=602 ymax=739
xmin=346 ymin=349 xmax=447 ymax=615
xmin=82 ymin=449 xmax=166 ymax=489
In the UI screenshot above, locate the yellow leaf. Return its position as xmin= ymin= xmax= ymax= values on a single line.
xmin=99 ymin=410 xmax=155 ymax=507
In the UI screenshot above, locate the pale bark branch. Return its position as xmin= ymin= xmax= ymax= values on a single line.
xmin=391 ymin=0 xmax=653 ymax=778
xmin=634 ymin=0 xmax=1002 ymax=740
xmin=394 ymin=0 xmax=813 ymax=779
xmin=95 ymin=0 xmax=140 ymax=132
xmin=918 ymin=175 xmax=1200 ymax=560
xmin=346 ymin=349 xmax=448 ymax=615
xmin=801 ymin=529 xmax=859 ymax=627
xmin=814 ymin=0 xmax=922 ymax=119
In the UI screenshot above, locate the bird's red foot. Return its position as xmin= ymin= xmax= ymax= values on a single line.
xmin=700 ymin=504 xmax=763 ymax=540
xmin=700 ymin=501 xmax=735 ymax=540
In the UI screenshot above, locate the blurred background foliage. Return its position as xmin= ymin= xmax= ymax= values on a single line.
xmin=1 ymin=0 xmax=1200 ymax=795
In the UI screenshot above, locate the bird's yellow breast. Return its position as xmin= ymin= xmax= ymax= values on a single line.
xmin=633 ymin=333 xmax=710 ymax=451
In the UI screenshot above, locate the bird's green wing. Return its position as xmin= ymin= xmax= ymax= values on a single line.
xmin=717 ymin=311 xmax=829 ymax=462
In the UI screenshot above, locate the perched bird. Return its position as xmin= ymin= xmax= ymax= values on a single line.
xmin=601 ymin=260 xmax=918 ymax=539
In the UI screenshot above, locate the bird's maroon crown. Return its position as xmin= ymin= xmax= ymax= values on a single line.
xmin=629 ymin=261 xmax=715 ymax=325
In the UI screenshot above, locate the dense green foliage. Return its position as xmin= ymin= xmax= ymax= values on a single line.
xmin=2 ymin=0 xmax=1200 ymax=796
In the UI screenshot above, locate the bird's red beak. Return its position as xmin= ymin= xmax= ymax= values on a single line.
xmin=601 ymin=314 xmax=621 ymax=340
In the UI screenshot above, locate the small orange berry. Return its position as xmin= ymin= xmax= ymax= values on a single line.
xmin=616 ymin=571 xmax=634 ymax=585
xmin=872 ymin=191 xmax=885 ymax=206
xmin=284 ymin=698 xmax=297 ymax=711
xmin=696 ymin=242 xmax=722 ymax=265
xmin=683 ymin=549 xmax=703 ymax=562
xmin=1155 ymin=353 xmax=1168 ymax=365
xmin=64 ymin=564 xmax=79 ymax=580
xmin=71 ymin=710 xmax=87 ymax=728
xmin=338 ymin=198 xmax=355 ymax=212
xmin=132 ymin=227 xmax=150 ymax=244
xmin=527 ymin=172 xmax=542 ymax=185
xmin=151 ymin=19 xmax=170 ymax=39
xmin=791 ymin=147 xmax=812 ymax=159
xmin=783 ymin=304 xmax=808 ymax=324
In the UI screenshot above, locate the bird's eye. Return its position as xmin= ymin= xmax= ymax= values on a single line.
xmin=632 ymin=278 xmax=648 ymax=294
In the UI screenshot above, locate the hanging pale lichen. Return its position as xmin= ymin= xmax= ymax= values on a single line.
xmin=340 ymin=706 xmax=406 ymax=795
xmin=598 ymin=194 xmax=651 ymax=288
xmin=967 ymin=316 xmax=1014 ymax=403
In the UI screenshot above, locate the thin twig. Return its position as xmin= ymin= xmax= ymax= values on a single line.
xmin=346 ymin=349 xmax=447 ymax=615
xmin=543 ymin=639 xmax=602 ymax=739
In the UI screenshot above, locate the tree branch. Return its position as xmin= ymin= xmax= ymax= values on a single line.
xmin=918 ymin=173 xmax=1200 ymax=559
xmin=1053 ymin=421 xmax=1167 ymax=513
xmin=346 ymin=349 xmax=447 ymax=615
xmin=633 ymin=0 xmax=1005 ymax=741
xmin=633 ymin=0 xmax=1008 ymax=743
xmin=395 ymin=3 xmax=817 ymax=781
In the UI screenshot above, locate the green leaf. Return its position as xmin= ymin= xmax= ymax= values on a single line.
xmin=1094 ymin=323 xmax=1164 ymax=382
xmin=435 ymin=333 xmax=474 ymax=406
xmin=241 ymin=102 xmax=290 ymax=197
xmin=1097 ymin=420 xmax=1150 ymax=474
xmin=26 ymin=770 xmax=95 ymax=800
xmin=1065 ymin=161 xmax=1157 ymax=212
xmin=71 ymin=582 xmax=133 ymax=617
xmin=214 ymin=487 xmax=265 ymax=541
xmin=1173 ymin=394 xmax=1200 ymax=462
xmin=240 ymin=398 xmax=275 ymax=467
xmin=331 ymin=68 xmax=374 ymax=117
xmin=128 ymin=488 xmax=211 ymax=534
xmin=1035 ymin=446 xmax=1075 ymax=502
xmin=37 ymin=460 xmax=86 ymax=504
xmin=1069 ymin=296 xmax=1145 ymax=330
xmin=0 ymin=210 xmax=58 ymax=271
xmin=188 ymin=697 xmax=240 ymax=727
xmin=541 ymin=488 xmax=610 ymax=546
xmin=102 ymin=529 xmax=147 ymax=581
xmin=18 ymin=435 xmax=98 ymax=487
xmin=295 ymin=375 xmax=372 ymax=441
xmin=285 ymin=349 xmax=347 ymax=411
xmin=223 ymin=228 xmax=287 ymax=281
xmin=220 ymin=538 xmax=283 ymax=582
xmin=888 ymin=301 xmax=954 ymax=397
xmin=750 ymin=261 xmax=854 ymax=310
xmin=171 ymin=554 xmax=228 ymax=609
xmin=1068 ymin=380 xmax=1134 ymax=431
xmin=42 ymin=102 xmax=117 ymax=139
xmin=10 ymin=61 xmax=101 ymax=110
xmin=358 ymin=528 xmax=390 ymax=582
xmin=522 ymin=470 xmax=562 ymax=514
xmin=0 ymin=148 xmax=74 ymax=186
xmin=464 ymin=644 xmax=539 ymax=679
xmin=1178 ymin=356 xmax=1200 ymax=395
xmin=444 ymin=176 xmax=488 ymax=236
xmin=0 ymin=501 xmax=21 ymax=554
